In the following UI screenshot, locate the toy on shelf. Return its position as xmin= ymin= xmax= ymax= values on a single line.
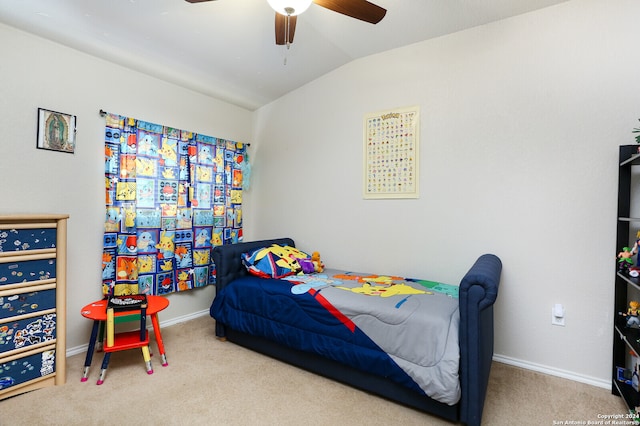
xmin=618 ymin=247 xmax=635 ymax=274
xmin=621 ymin=301 xmax=640 ymax=328
xmin=631 ymin=230 xmax=640 ymax=266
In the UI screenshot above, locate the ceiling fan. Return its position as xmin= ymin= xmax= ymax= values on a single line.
xmin=185 ymin=0 xmax=386 ymax=47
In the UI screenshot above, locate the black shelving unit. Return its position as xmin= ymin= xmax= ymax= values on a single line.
xmin=614 ymin=145 xmax=640 ymax=417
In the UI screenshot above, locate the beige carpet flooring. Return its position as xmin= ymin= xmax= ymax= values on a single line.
xmin=0 ymin=315 xmax=628 ymax=425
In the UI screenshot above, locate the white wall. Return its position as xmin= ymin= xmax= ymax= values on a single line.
xmin=1 ymin=0 xmax=636 ymax=388
xmin=0 ymin=23 xmax=253 ymax=350
xmin=250 ymin=0 xmax=640 ymax=386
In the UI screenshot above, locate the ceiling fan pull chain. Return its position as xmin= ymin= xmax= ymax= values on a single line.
xmin=285 ymin=12 xmax=292 ymax=50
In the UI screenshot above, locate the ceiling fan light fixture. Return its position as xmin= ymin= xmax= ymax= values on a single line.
xmin=267 ymin=0 xmax=312 ymax=16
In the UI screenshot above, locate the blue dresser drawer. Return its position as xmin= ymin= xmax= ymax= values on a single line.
xmin=0 ymin=349 xmax=55 ymax=391
xmin=0 ymin=258 xmax=56 ymax=286
xmin=0 ymin=289 xmax=56 ymax=320
xmin=0 ymin=227 xmax=57 ymax=253
xmin=0 ymin=313 xmax=56 ymax=353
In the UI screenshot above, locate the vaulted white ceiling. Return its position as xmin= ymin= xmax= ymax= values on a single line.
xmin=0 ymin=0 xmax=569 ymax=110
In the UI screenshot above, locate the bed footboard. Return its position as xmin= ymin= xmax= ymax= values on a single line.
xmin=211 ymin=238 xmax=294 ymax=337
xmin=458 ymin=253 xmax=502 ymax=426
xmin=212 ymin=238 xmax=295 ymax=290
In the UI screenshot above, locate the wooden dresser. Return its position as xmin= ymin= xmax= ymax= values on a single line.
xmin=0 ymin=214 xmax=68 ymax=399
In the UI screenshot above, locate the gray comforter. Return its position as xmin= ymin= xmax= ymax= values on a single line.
xmin=284 ymin=269 xmax=461 ymax=405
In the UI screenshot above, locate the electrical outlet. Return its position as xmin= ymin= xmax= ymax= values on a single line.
xmin=552 ymin=304 xmax=565 ymax=326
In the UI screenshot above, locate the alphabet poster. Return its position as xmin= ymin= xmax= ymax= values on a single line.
xmin=363 ymin=106 xmax=419 ymax=199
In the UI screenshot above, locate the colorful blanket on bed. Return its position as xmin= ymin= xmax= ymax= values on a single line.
xmin=210 ymin=268 xmax=462 ymax=405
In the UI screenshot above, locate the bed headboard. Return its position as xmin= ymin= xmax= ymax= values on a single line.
xmin=212 ymin=238 xmax=295 ymax=290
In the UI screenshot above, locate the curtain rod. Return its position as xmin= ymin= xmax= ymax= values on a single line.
xmin=98 ymin=109 xmax=250 ymax=146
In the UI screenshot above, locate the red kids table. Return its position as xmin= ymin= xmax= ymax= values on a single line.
xmin=80 ymin=295 xmax=170 ymax=382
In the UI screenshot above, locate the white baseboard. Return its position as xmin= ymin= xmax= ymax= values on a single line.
xmin=66 ymin=309 xmax=211 ymax=358
xmin=493 ymin=354 xmax=611 ymax=390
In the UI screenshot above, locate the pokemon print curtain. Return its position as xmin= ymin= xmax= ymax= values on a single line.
xmin=102 ymin=113 xmax=246 ymax=296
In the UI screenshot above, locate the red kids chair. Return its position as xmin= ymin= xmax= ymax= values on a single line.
xmin=96 ymin=295 xmax=153 ymax=385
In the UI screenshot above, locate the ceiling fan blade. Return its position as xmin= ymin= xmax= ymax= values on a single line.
xmin=275 ymin=13 xmax=297 ymax=45
xmin=313 ymin=0 xmax=386 ymax=24
xmin=184 ymin=0 xmax=216 ymax=3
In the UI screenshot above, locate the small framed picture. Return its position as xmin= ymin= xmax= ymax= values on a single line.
xmin=36 ymin=108 xmax=76 ymax=153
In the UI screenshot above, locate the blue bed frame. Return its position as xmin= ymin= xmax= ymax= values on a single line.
xmin=211 ymin=238 xmax=502 ymax=426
